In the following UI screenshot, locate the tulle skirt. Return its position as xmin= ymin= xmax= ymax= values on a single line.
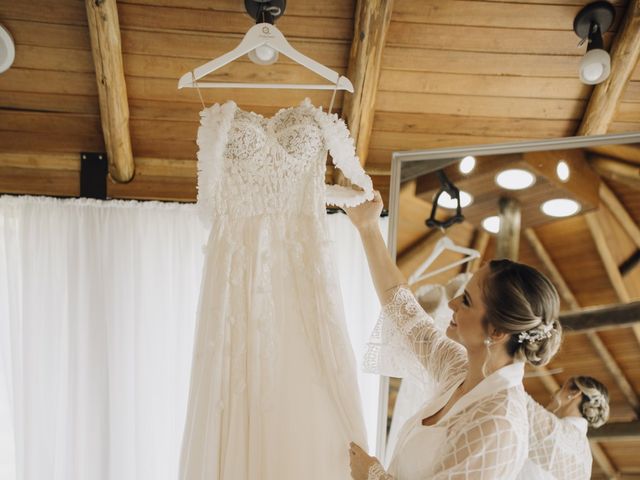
xmin=179 ymin=213 xmax=367 ymax=479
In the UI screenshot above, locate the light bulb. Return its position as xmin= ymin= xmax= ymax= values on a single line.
xmin=248 ymin=45 xmax=278 ymax=65
xmin=541 ymin=198 xmax=581 ymax=217
xmin=459 ymin=156 xmax=476 ymax=174
xmin=579 ymin=49 xmax=610 ymax=85
xmin=482 ymin=216 xmax=500 ymax=234
xmin=436 ymin=191 xmax=473 ymax=209
xmin=556 ymin=161 xmax=570 ymax=182
xmin=495 ymin=169 xmax=536 ymax=190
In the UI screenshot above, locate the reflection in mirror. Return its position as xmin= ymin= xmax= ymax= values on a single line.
xmin=379 ymin=132 xmax=640 ymax=462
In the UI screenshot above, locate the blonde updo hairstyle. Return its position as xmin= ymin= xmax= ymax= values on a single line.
xmin=482 ymin=259 xmax=562 ymax=367
xmin=574 ymin=376 xmax=610 ymax=428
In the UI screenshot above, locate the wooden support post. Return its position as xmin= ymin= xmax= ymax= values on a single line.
xmin=496 ymin=197 xmax=520 ymax=260
xmin=85 ymin=0 xmax=135 ymax=183
xmin=466 ymin=229 xmax=489 ymax=274
xmin=577 ymin=0 xmax=640 ymax=136
xmin=340 ymin=0 xmax=394 ymax=168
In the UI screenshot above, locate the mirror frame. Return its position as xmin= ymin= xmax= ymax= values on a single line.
xmin=376 ymin=131 xmax=640 ymax=458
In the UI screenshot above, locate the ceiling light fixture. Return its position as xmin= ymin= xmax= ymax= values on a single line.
xmin=0 ymin=24 xmax=15 ymax=74
xmin=437 ymin=190 xmax=473 ymax=209
xmin=459 ymin=156 xmax=476 ymax=174
xmin=541 ymin=198 xmax=581 ymax=218
xmin=573 ymin=1 xmax=615 ymax=85
xmin=482 ymin=216 xmax=501 ymax=234
xmin=556 ymin=161 xmax=570 ymax=182
xmin=495 ymin=169 xmax=536 ymax=190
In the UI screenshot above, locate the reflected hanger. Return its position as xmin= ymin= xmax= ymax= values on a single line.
xmin=177 ymin=12 xmax=353 ymax=92
xmin=408 ymin=170 xmax=480 ymax=285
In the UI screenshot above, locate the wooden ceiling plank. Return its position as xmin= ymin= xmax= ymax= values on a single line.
xmin=341 ymin=0 xmax=393 ymax=167
xmin=577 ymin=0 xmax=640 ymax=136
xmin=589 ymin=441 xmax=620 ymax=480
xmin=85 ymin=0 xmax=135 ymax=183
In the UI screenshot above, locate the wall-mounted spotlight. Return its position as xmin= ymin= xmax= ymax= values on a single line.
xmin=573 ymin=1 xmax=615 ymax=85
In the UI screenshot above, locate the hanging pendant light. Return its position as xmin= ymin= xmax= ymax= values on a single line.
xmin=573 ymin=1 xmax=615 ymax=85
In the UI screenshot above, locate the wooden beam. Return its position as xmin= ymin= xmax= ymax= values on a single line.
xmin=496 ymin=197 xmax=520 ymax=260
xmin=466 ymin=229 xmax=489 ymax=274
xmin=85 ymin=0 xmax=135 ymax=182
xmin=589 ymin=441 xmax=620 ymax=480
xmin=341 ymin=0 xmax=394 ymax=167
xmin=577 ymin=0 xmax=640 ymax=136
xmin=589 ymin=420 xmax=640 ymax=442
xmin=588 ymin=145 xmax=640 ymax=165
xmin=586 ymin=211 xmax=632 ymax=303
xmin=591 ymin=157 xmax=640 ymax=190
xmin=524 ymin=228 xmax=580 ymax=311
xmin=560 ymin=301 xmax=640 ymax=333
xmin=396 ymin=230 xmax=438 ymax=277
xmin=599 ymin=181 xmax=640 ymax=251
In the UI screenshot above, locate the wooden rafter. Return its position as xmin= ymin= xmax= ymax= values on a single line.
xmin=589 ymin=441 xmax=620 ymax=480
xmin=560 ymin=301 xmax=640 ymax=333
xmin=85 ymin=0 xmax=135 ymax=183
xmin=466 ymin=229 xmax=489 ymax=274
xmin=591 ymin=157 xmax=640 ymax=190
xmin=598 ymin=182 xmax=640 ymax=251
xmin=577 ymin=0 xmax=640 ymax=136
xmin=341 ymin=0 xmax=394 ymax=168
xmin=496 ymin=197 xmax=521 ymax=260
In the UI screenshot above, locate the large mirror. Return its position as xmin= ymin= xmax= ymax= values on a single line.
xmin=378 ymin=132 xmax=640 ymax=471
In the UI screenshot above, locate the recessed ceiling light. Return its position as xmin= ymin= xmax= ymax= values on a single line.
xmin=541 ymin=198 xmax=581 ymax=218
xmin=556 ymin=161 xmax=570 ymax=182
xmin=436 ymin=190 xmax=473 ymax=209
xmin=0 ymin=24 xmax=15 ymax=74
xmin=459 ymin=156 xmax=476 ymax=174
xmin=482 ymin=215 xmax=500 ymax=234
xmin=495 ymin=169 xmax=536 ymax=190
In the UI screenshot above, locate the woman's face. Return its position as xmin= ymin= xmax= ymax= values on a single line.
xmin=446 ymin=265 xmax=490 ymax=350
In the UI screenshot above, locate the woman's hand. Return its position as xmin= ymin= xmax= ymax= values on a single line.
xmin=344 ymin=191 xmax=384 ymax=233
xmin=349 ymin=442 xmax=380 ymax=480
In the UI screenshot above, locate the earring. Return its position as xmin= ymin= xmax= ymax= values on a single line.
xmin=484 ymin=337 xmax=492 ymax=346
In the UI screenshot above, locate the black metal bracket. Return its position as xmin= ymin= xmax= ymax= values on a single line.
xmin=245 ymin=0 xmax=286 ymax=24
xmin=80 ymin=152 xmax=108 ymax=199
xmin=426 ymin=170 xmax=464 ymax=230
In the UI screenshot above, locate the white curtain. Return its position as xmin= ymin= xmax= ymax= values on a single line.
xmin=0 ymin=195 xmax=385 ymax=480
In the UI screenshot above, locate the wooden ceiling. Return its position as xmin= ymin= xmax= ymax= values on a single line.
xmin=1 ymin=0 xmax=639 ymax=478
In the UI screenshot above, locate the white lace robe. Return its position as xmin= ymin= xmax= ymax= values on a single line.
xmin=364 ymin=287 xmax=529 ymax=479
xmin=516 ymin=394 xmax=592 ymax=480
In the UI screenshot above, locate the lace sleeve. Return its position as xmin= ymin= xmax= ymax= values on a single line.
xmin=312 ymin=107 xmax=374 ymax=208
xmin=433 ymin=416 xmax=524 ymax=479
xmin=368 ymin=463 xmax=395 ymax=480
xmin=196 ymin=100 xmax=236 ymax=230
xmin=363 ymin=286 xmax=467 ymax=387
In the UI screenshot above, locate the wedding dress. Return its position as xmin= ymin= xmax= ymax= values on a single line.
xmin=179 ymin=99 xmax=372 ymax=479
xmin=364 ymin=286 xmax=529 ymax=479
xmin=517 ymin=394 xmax=591 ymax=480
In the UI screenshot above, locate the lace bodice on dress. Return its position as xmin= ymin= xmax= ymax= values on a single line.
xmin=518 ymin=394 xmax=592 ymax=480
xmin=196 ymin=99 xmax=373 ymax=226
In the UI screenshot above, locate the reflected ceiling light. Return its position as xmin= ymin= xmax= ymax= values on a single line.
xmin=573 ymin=1 xmax=615 ymax=85
xmin=495 ymin=169 xmax=536 ymax=190
xmin=556 ymin=161 xmax=570 ymax=182
xmin=436 ymin=190 xmax=473 ymax=209
xmin=248 ymin=44 xmax=279 ymax=65
xmin=0 ymin=24 xmax=15 ymax=74
xmin=459 ymin=156 xmax=476 ymax=174
xmin=541 ymin=198 xmax=581 ymax=217
xmin=482 ymin=216 xmax=500 ymax=234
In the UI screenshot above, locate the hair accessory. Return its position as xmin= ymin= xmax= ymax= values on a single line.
xmin=517 ymin=322 xmax=554 ymax=344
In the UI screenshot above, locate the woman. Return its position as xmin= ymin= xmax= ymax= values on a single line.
xmin=346 ymin=192 xmax=563 ymax=479
xmin=518 ymin=376 xmax=610 ymax=479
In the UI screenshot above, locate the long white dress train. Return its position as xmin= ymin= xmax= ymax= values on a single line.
xmin=179 ymin=99 xmax=371 ymax=479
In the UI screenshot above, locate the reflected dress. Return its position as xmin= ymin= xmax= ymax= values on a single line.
xmin=179 ymin=99 xmax=372 ymax=479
